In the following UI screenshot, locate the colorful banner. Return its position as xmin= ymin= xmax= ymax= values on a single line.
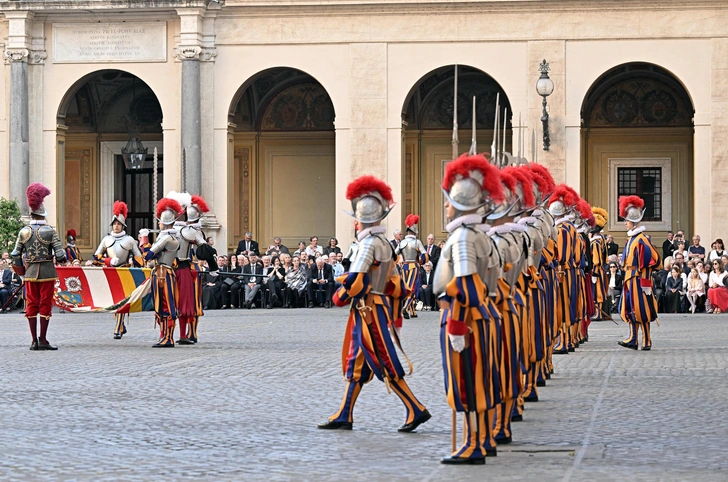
xmin=54 ymin=266 xmax=153 ymax=312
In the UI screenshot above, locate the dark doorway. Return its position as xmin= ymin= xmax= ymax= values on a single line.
xmin=116 ymin=154 xmax=163 ymax=238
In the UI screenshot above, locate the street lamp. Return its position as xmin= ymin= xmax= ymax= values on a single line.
xmin=121 ymin=128 xmax=148 ymax=170
xmin=536 ymin=59 xmax=555 ymax=151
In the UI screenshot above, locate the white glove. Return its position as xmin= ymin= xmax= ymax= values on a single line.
xmin=449 ymin=334 xmax=466 ymax=353
xmin=110 ymin=257 xmax=120 ymax=266
xmin=591 ymin=276 xmax=598 ymax=284
xmin=641 ymin=287 xmax=653 ymax=296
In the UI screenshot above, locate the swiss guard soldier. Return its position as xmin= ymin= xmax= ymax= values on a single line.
xmin=138 ymin=228 xmax=152 ymax=259
xmin=12 ymin=183 xmax=67 ymax=350
xmin=395 ymin=214 xmax=427 ymax=319
xmin=319 ymin=175 xmax=431 ymax=434
xmin=618 ymin=195 xmax=662 ymax=350
xmin=65 ymin=229 xmax=82 ymax=263
xmin=94 ymin=201 xmax=143 ymax=267
xmin=435 ymin=154 xmax=505 ymax=465
xmin=176 ymin=194 xmax=216 ymax=344
xmin=145 ymin=198 xmax=183 ymax=348
xmin=590 ymin=207 xmax=610 ymax=320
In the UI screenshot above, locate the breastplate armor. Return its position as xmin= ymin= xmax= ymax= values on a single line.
xmin=344 ymin=242 xmax=359 ymax=263
xmin=397 ymin=237 xmax=422 ymax=262
xmin=16 ymin=225 xmax=62 ymax=262
xmin=490 ymin=229 xmax=523 ymax=295
xmin=350 ymin=233 xmax=394 ymax=294
xmin=97 ymin=235 xmax=137 ymax=266
xmin=434 ymin=224 xmax=487 ymax=297
xmin=151 ymin=232 xmax=180 ymax=266
xmin=522 ymin=222 xmax=544 ymax=267
xmin=178 ymin=225 xmax=205 ymax=261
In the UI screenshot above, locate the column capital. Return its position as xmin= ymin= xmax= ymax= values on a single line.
xmin=3 ymin=48 xmax=29 ymax=63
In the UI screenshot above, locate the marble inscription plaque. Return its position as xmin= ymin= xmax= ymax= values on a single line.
xmin=53 ymin=23 xmax=167 ymax=63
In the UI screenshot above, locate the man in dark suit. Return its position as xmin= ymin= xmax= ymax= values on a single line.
xmin=265 ymin=236 xmax=290 ymax=256
xmin=390 ymin=229 xmax=403 ymax=251
xmin=662 ymin=231 xmax=675 ymax=259
xmin=418 ymin=261 xmax=437 ymax=311
xmin=236 ymin=231 xmax=260 ymax=256
xmin=0 ymin=261 xmax=13 ymax=310
xmin=241 ymin=258 xmax=264 ymax=308
xmin=424 ymin=233 xmax=441 ymax=270
xmin=307 ymin=257 xmax=334 ymax=308
xmin=605 ymin=234 xmax=619 ymax=256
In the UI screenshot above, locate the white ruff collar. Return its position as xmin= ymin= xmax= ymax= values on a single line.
xmin=506 ymin=222 xmax=526 ymax=232
xmin=161 ymin=228 xmax=177 ymax=235
xmin=358 ymin=225 xmax=386 ymax=241
xmin=477 ymin=223 xmax=492 ymax=233
xmin=627 ymin=225 xmax=646 ymax=237
xmin=30 ymin=220 xmax=47 ymax=226
xmin=111 ymin=231 xmax=127 ymax=238
xmin=446 ymin=214 xmax=482 ymax=233
xmin=488 ymin=224 xmax=512 ymax=236
xmin=555 ymin=214 xmax=574 ymax=225
xmin=532 ymin=209 xmax=544 ymax=217
xmin=518 ymin=216 xmax=537 ymax=225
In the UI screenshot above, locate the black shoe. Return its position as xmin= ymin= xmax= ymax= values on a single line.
xmin=324 ymin=301 xmax=331 ymax=309
xmin=177 ymin=338 xmax=195 ymax=345
xmin=524 ymin=395 xmax=539 ymax=403
xmin=113 ymin=334 xmax=122 ymax=340
xmin=495 ymin=436 xmax=512 ymax=445
xmin=37 ymin=340 xmax=58 ymax=351
xmin=546 ymin=373 xmax=551 ymax=380
xmin=553 ymin=349 xmax=569 ymax=355
xmin=308 ymin=302 xmax=315 ymax=308
xmin=511 ymin=414 xmax=523 ymax=422
xmin=441 ymin=456 xmax=485 ymax=465
xmin=271 ymin=294 xmax=279 ymax=306
xmin=398 ymin=410 xmax=431 ymax=433
xmin=266 ymin=304 xmax=273 ymax=309
xmin=568 ymin=347 xmax=575 ymax=352
xmin=403 ymin=312 xmax=410 ymax=320
xmin=29 ymin=339 xmax=39 ymax=351
xmin=641 ymin=346 xmax=651 ymax=351
xmin=152 ymin=342 xmax=175 ymax=348
xmin=486 ymin=447 xmax=497 ymax=457
xmin=617 ymin=341 xmax=638 ymax=350
xmin=317 ymin=420 xmax=353 ymax=430
xmin=221 ymin=305 xmax=228 ymax=310
xmin=411 ymin=312 xmax=418 ymax=318
xmin=536 ymin=380 xmax=546 ymax=387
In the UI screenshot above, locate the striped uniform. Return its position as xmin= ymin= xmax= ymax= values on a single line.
xmin=553 ymin=217 xmax=579 ymax=353
xmin=590 ymin=233 xmax=608 ymax=318
xmin=619 ymin=228 xmax=662 ymax=349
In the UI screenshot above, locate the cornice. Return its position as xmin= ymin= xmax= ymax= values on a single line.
xmin=0 ymin=0 xmax=214 ymax=12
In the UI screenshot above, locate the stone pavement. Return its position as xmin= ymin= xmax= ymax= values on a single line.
xmin=1 ymin=307 xmax=727 ymax=481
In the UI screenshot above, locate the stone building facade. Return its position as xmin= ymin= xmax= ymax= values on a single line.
xmin=1 ymin=0 xmax=726 ymax=254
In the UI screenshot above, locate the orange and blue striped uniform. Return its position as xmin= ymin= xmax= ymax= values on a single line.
xmin=591 ymin=234 xmax=608 ymax=315
xmin=492 ymin=277 xmax=520 ymax=443
xmin=329 ymin=266 xmax=427 ymax=426
xmin=540 ymin=237 xmax=559 ymax=376
xmin=553 ymin=219 xmax=578 ymax=352
xmin=619 ymin=230 xmax=662 ymax=348
xmin=440 ymin=272 xmax=502 ymax=459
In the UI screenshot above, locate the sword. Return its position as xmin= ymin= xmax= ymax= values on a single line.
xmin=357 ymin=299 xmax=392 ymax=394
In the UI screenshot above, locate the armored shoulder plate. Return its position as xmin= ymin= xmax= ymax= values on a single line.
xmin=180 ymin=225 xmax=199 ymax=243
xmin=37 ymin=225 xmax=57 ymax=244
xmin=350 ymin=233 xmax=394 ymax=293
xmin=119 ymin=235 xmax=136 ymax=251
xmin=18 ymin=226 xmax=32 ymax=244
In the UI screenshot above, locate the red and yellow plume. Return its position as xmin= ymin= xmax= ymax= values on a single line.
xmin=190 ymin=195 xmax=210 ymax=213
xmin=113 ymin=201 xmax=128 ymax=219
xmin=346 ymin=175 xmax=394 ymax=204
xmin=155 ymin=198 xmax=183 ymax=219
xmin=618 ymin=195 xmax=644 ymax=218
xmin=26 ymin=183 xmax=50 ymax=211
xmin=405 ymin=214 xmax=420 ymax=227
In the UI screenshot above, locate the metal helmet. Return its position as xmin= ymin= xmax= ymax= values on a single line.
xmin=345 ymin=176 xmax=394 ymax=224
xmin=619 ymin=195 xmax=645 ymax=223
xmin=187 ymin=195 xmax=210 ymax=223
xmin=111 ymin=201 xmax=128 ymax=227
xmin=155 ymin=198 xmax=183 ymax=226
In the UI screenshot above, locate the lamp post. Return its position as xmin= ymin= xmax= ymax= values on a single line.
xmin=121 ymin=126 xmax=148 ymax=170
xmin=536 ymin=59 xmax=555 ymax=151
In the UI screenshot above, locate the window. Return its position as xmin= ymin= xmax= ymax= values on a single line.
xmin=617 ymin=167 xmax=662 ymax=221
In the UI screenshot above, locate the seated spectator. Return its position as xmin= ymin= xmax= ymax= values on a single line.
xmin=219 ymin=254 xmax=242 ymax=309
xmin=266 ymin=237 xmax=290 ymax=256
xmin=307 ymin=257 xmax=334 ymax=308
xmin=707 ymin=259 xmax=728 ymax=314
xmin=205 ymin=237 xmax=218 ymax=258
xmin=199 ymin=261 xmax=222 ymax=310
xmin=293 ymin=241 xmax=307 ymax=256
xmin=242 ymin=257 xmax=264 ymax=309
xmin=438 ymin=240 xmax=446 ymax=250
xmin=266 ymin=256 xmax=286 ymax=309
xmin=721 ymin=254 xmax=728 ymax=269
xmin=607 ymin=262 xmax=624 ymax=313
xmin=688 ymin=235 xmax=706 ymax=263
xmin=709 ymin=239 xmax=725 ymax=261
xmin=673 ymin=241 xmax=688 ymax=264
xmin=0 ymin=261 xmax=13 ymax=310
xmin=662 ymin=231 xmax=675 ymax=259
xmin=419 ymin=261 xmax=436 ymax=311
xmin=605 ymin=234 xmax=619 ymax=256
xmin=285 ymin=255 xmax=308 ymax=308
xmin=331 ymin=253 xmax=344 ymax=278
xmin=306 ymin=236 xmax=324 ymax=258
xmin=236 ymin=231 xmax=260 ymax=256
xmin=664 ymin=266 xmax=684 ymax=313
xmin=673 ymin=252 xmax=690 ymax=276
xmin=323 ymin=237 xmax=341 ymax=256
xmin=686 ymin=268 xmax=706 ymax=314
xmin=281 ymin=253 xmax=292 ymax=270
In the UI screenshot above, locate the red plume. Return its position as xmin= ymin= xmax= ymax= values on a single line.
xmin=346 ymin=175 xmax=393 ymax=204
xmin=26 ymin=183 xmax=50 ymax=211
xmin=551 ymin=184 xmax=578 ymax=208
xmin=618 ymin=195 xmax=644 ymax=218
xmin=113 ymin=201 xmax=128 ymax=219
xmin=587 ymin=215 xmax=596 ymax=228
xmin=405 ymin=214 xmax=420 ymax=227
xmin=66 ymin=229 xmax=76 ymax=238
xmin=443 ymin=154 xmax=505 ymax=203
xmin=499 ymin=169 xmax=517 ymax=195
xmin=155 ymin=198 xmax=183 ymax=219
xmin=529 ymin=164 xmax=555 ymax=193
xmin=503 ymin=166 xmax=536 ymax=208
xmin=190 ymin=195 xmax=210 ymax=213
xmin=576 ymin=199 xmax=592 ymax=220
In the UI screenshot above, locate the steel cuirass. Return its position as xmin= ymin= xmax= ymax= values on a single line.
xmin=350 ymin=233 xmax=394 ymax=294
xmin=12 ymin=223 xmax=65 ymax=281
xmin=150 ymin=230 xmax=180 ymax=267
xmin=433 ymin=224 xmax=489 ymax=297
xmin=396 ymin=236 xmax=425 ymax=263
xmin=95 ymin=234 xmax=141 ymax=266
xmin=178 ymin=224 xmax=206 ymax=261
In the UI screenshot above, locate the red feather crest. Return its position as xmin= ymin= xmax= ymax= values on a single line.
xmin=529 ymin=164 xmax=555 ymax=193
xmin=503 ymin=166 xmax=536 ymax=208
xmin=66 ymin=229 xmax=76 ymax=238
xmin=443 ymin=154 xmax=505 ymax=203
xmin=587 ymin=215 xmax=596 ymax=228
xmin=576 ymin=199 xmax=592 ymax=220
xmin=346 ymin=175 xmax=394 ymax=204
xmin=499 ymin=169 xmax=517 ymax=195
xmin=618 ymin=195 xmax=644 ymax=218
xmin=405 ymin=214 xmax=420 ymax=227
xmin=26 ymin=183 xmax=50 ymax=211
xmin=155 ymin=198 xmax=183 ymax=219
xmin=113 ymin=201 xmax=128 ymax=219
xmin=190 ymin=195 xmax=210 ymax=213
xmin=551 ymin=184 xmax=578 ymax=208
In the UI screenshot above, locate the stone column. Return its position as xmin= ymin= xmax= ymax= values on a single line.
xmin=6 ymin=50 xmax=29 ymax=212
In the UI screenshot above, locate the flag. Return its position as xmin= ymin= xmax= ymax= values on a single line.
xmin=54 ymin=266 xmax=152 ymax=313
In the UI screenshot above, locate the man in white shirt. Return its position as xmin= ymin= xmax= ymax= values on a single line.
xmin=305 ymin=236 xmax=324 ymax=258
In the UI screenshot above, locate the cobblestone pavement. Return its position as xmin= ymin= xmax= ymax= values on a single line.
xmin=1 ymin=307 xmax=727 ymax=481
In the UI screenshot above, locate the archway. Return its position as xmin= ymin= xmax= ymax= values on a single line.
xmin=227 ymin=67 xmax=336 ymax=252
xmin=581 ymin=62 xmax=694 ymax=240
xmin=57 ymin=69 xmax=163 ymax=255
xmin=401 ymin=65 xmax=512 ymax=240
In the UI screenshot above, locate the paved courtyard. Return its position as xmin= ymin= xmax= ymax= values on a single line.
xmin=1 ymin=307 xmax=727 ymax=481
